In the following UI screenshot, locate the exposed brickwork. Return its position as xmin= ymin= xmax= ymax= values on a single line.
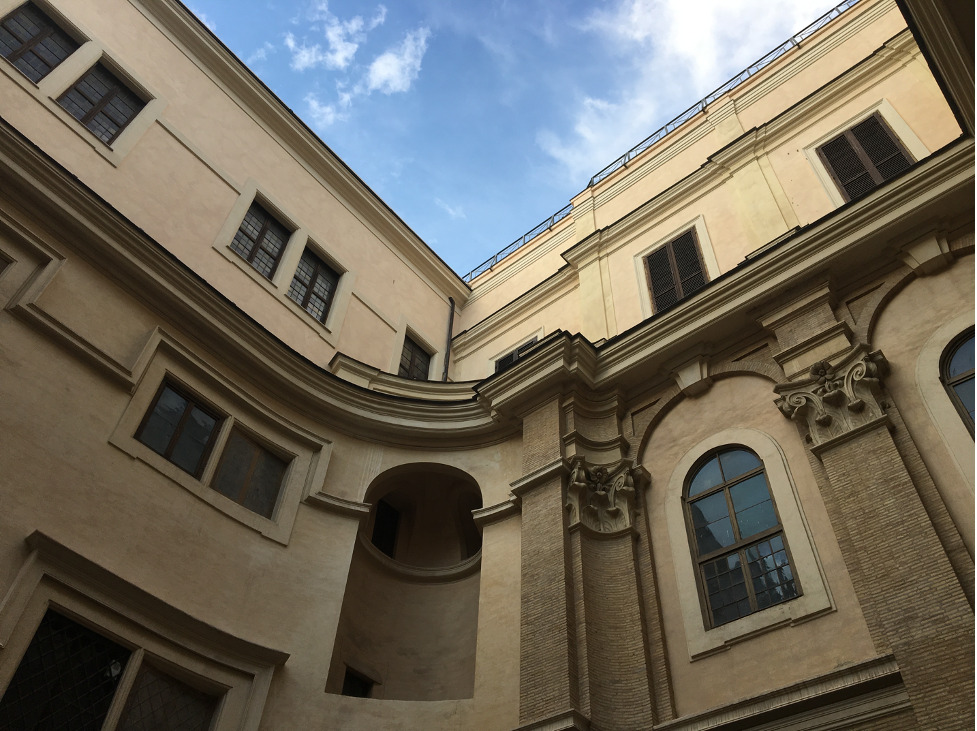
xmin=580 ymin=531 xmax=655 ymax=731
xmin=519 ymin=475 xmax=578 ymax=723
xmin=567 ymin=528 xmax=591 ymax=719
xmin=522 ymin=398 xmax=564 ymax=473
xmin=846 ymin=707 xmax=918 ymax=730
xmin=634 ymin=514 xmax=675 ymax=722
xmin=769 ymin=300 xmax=839 ymax=351
xmin=819 ymin=426 xmax=975 ymax=730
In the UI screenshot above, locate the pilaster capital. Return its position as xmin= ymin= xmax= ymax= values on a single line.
xmin=773 ymin=346 xmax=890 ymax=448
xmin=564 ymin=457 xmax=648 ymax=533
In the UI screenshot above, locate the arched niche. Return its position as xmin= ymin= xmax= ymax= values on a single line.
xmin=326 ymin=463 xmax=483 ymax=701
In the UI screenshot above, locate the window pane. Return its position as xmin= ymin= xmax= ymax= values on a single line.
xmin=0 ymin=610 xmax=131 ymax=731
xmin=948 ymin=335 xmax=974 ymax=378
xmin=952 ymin=378 xmax=974 ymax=423
xmin=211 ymin=430 xmax=255 ymax=502
xmin=242 ymin=448 xmax=287 ymax=519
xmin=701 ymin=553 xmax=752 ymax=626
xmin=690 ymin=492 xmax=734 ymax=553
xmin=718 ymin=449 xmax=761 ymax=481
xmin=118 ymin=663 xmax=216 ymax=731
xmin=688 ymin=456 xmax=722 ymax=497
xmin=169 ymin=406 xmax=217 ymax=475
xmin=746 ymin=536 xmax=799 ymax=610
xmin=730 ymin=473 xmax=778 ymax=538
xmin=138 ymin=386 xmax=189 ymax=455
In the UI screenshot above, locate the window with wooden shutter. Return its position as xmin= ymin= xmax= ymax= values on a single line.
xmin=398 ymin=335 xmax=431 ymax=381
xmin=58 ymin=63 xmax=147 ymax=145
xmin=230 ymin=201 xmax=291 ymax=279
xmin=495 ymin=337 xmax=539 ymax=373
xmin=0 ymin=2 xmax=80 ymax=83
xmin=644 ymin=229 xmax=708 ymax=314
xmin=816 ymin=112 xmax=914 ymax=202
xmin=286 ymin=248 xmax=340 ymax=324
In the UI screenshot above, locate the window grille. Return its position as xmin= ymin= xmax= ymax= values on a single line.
xmin=58 ymin=62 xmax=146 ymax=145
xmin=941 ymin=329 xmax=975 ymax=437
xmin=136 ymin=383 xmax=222 ymax=478
xmin=684 ymin=447 xmax=800 ymax=627
xmin=210 ymin=428 xmax=289 ymax=519
xmin=816 ymin=112 xmax=914 ymax=202
xmin=230 ymin=201 xmax=291 ymax=279
xmin=495 ymin=337 xmax=539 ymax=373
xmin=645 ymin=229 xmax=707 ymax=313
xmin=341 ymin=668 xmax=373 ymax=698
xmin=398 ymin=335 xmax=430 ymax=381
xmin=286 ymin=248 xmax=340 ymax=324
xmin=118 ymin=662 xmax=216 ymax=731
xmin=0 ymin=2 xmax=79 ymax=82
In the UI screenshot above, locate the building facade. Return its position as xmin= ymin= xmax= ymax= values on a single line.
xmin=0 ymin=0 xmax=973 ymax=729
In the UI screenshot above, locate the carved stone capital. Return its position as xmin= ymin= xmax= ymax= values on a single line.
xmin=565 ymin=457 xmax=647 ymax=533
xmin=774 ymin=346 xmax=890 ymax=447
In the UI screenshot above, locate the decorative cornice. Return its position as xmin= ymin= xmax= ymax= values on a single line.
xmin=510 ymin=458 xmax=572 ymax=498
xmin=303 ymin=492 xmax=371 ymax=522
xmin=356 ymin=532 xmax=482 ymax=583
xmin=472 ymin=497 xmax=521 ymax=527
xmin=513 ymin=709 xmax=591 ymax=731
xmin=565 ymin=457 xmax=647 ymax=534
xmin=774 ymin=347 xmax=891 ymax=447
xmin=328 ymin=352 xmax=480 ymax=401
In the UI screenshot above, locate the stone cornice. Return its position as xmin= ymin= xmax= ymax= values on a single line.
xmin=328 ymin=352 xmax=480 ymax=401
xmin=0 ymin=117 xmax=507 ymax=449
xmin=356 ymin=533 xmax=482 ymax=584
xmin=127 ymin=0 xmax=470 ymax=306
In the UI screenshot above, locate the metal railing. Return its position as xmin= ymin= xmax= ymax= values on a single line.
xmin=462 ymin=204 xmax=573 ymax=282
xmin=462 ymin=0 xmax=861 ymax=284
xmin=587 ymin=0 xmax=862 ymax=187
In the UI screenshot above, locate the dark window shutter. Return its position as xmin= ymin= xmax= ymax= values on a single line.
xmin=516 ymin=337 xmax=538 ymax=356
xmin=818 ymin=135 xmax=876 ymax=201
xmin=646 ymin=246 xmax=677 ymax=312
xmin=495 ymin=353 xmax=517 ymax=372
xmin=645 ymin=229 xmax=707 ymax=313
xmin=671 ymin=230 xmax=706 ymax=298
xmin=850 ymin=113 xmax=912 ymax=181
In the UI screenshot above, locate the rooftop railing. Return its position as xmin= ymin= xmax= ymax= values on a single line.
xmin=462 ymin=0 xmax=862 ymax=285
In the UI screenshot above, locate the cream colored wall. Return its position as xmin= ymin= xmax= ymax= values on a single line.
xmin=0 ymin=0 xmax=460 ymax=376
xmin=872 ymin=253 xmax=976 ymax=555
xmin=640 ymin=375 xmax=878 ymax=717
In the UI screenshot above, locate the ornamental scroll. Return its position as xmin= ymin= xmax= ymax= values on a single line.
xmin=774 ymin=347 xmax=889 ymax=447
xmin=565 ymin=458 xmax=645 ymax=533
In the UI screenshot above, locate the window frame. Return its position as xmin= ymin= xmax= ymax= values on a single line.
xmin=940 ymin=327 xmax=975 ymax=438
xmin=643 ymin=227 xmax=709 ymax=314
xmin=134 ymin=380 xmax=224 ymax=479
xmin=398 ymin=334 xmax=432 ymax=381
xmin=209 ymin=425 xmax=290 ymax=520
xmin=682 ymin=447 xmax=803 ymax=629
xmin=55 ymin=60 xmax=147 ymax=146
xmin=0 ymin=1 xmax=81 ymax=83
xmin=285 ymin=246 xmax=341 ymax=325
xmin=229 ymin=200 xmax=292 ymax=281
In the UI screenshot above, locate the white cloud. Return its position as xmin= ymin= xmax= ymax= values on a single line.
xmin=305 ymin=94 xmax=341 ymax=128
xmin=286 ymin=2 xmax=387 ymax=72
xmin=435 ymin=198 xmax=466 ymax=220
xmin=365 ymin=28 xmax=430 ymax=94
xmin=247 ymin=42 xmax=275 ymax=65
xmin=539 ymin=0 xmax=839 ymax=182
xmin=188 ymin=6 xmax=215 ymax=32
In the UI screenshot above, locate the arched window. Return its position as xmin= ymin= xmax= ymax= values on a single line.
xmin=685 ymin=447 xmax=800 ymax=628
xmin=941 ymin=329 xmax=974 ymax=437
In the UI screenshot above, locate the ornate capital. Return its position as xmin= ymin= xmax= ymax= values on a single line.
xmin=565 ymin=457 xmax=646 ymax=533
xmin=774 ymin=347 xmax=889 ymax=447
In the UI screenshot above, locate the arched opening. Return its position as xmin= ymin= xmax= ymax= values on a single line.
xmin=326 ymin=464 xmax=483 ymax=701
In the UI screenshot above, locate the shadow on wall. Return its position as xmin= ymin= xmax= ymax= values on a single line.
xmin=326 ymin=464 xmax=483 ymax=701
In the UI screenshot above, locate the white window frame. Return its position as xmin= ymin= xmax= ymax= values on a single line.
xmin=388 ymin=315 xmax=442 ymax=381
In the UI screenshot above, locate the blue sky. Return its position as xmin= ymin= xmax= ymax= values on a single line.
xmin=185 ymin=0 xmax=843 ymax=276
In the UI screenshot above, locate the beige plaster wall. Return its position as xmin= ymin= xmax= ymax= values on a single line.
xmin=640 ymin=375 xmax=878 ymax=717
xmin=871 ymin=253 xmax=976 ymax=555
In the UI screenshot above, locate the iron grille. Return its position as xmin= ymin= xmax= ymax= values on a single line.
xmin=118 ymin=663 xmax=216 ymax=731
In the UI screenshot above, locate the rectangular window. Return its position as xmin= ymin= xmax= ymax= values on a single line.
xmin=645 ymin=228 xmax=707 ymax=313
xmin=230 ymin=201 xmax=290 ymax=279
xmin=58 ymin=62 xmax=146 ymax=145
xmin=0 ymin=610 xmax=216 ymax=731
xmin=816 ymin=112 xmax=914 ymax=202
xmin=341 ymin=667 xmax=374 ymax=698
xmin=495 ymin=337 xmax=539 ymax=373
xmin=136 ymin=383 xmax=222 ymax=478
xmin=0 ymin=2 xmax=79 ymax=83
xmin=210 ymin=428 xmax=289 ymax=519
xmin=398 ymin=335 xmax=431 ymax=381
xmin=286 ymin=248 xmax=340 ymax=324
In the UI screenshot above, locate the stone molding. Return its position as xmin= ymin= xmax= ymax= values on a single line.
xmin=356 ymin=533 xmax=482 ymax=584
xmin=774 ymin=347 xmax=890 ymax=448
xmin=473 ymin=497 xmax=521 ymax=527
xmin=513 ymin=709 xmax=590 ymax=731
xmin=510 ymin=458 xmax=572 ymax=498
xmin=564 ymin=458 xmax=647 ymax=534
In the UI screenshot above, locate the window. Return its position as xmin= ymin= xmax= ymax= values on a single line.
xmin=0 ymin=610 xmax=216 ymax=731
xmin=210 ymin=428 xmax=289 ymax=519
xmin=684 ymin=447 xmax=800 ymax=628
xmin=286 ymin=248 xmax=340 ymax=324
xmin=371 ymin=498 xmax=400 ymax=558
xmin=645 ymin=228 xmax=707 ymax=313
xmin=341 ymin=667 xmax=374 ymax=698
xmin=495 ymin=337 xmax=538 ymax=373
xmin=816 ymin=112 xmax=914 ymax=202
xmin=0 ymin=2 xmax=79 ymax=83
xmin=230 ymin=201 xmax=290 ymax=280
xmin=136 ymin=383 xmax=222 ymax=478
xmin=58 ymin=62 xmax=146 ymax=145
xmin=398 ymin=335 xmax=430 ymax=381
xmin=941 ymin=329 xmax=974 ymax=437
